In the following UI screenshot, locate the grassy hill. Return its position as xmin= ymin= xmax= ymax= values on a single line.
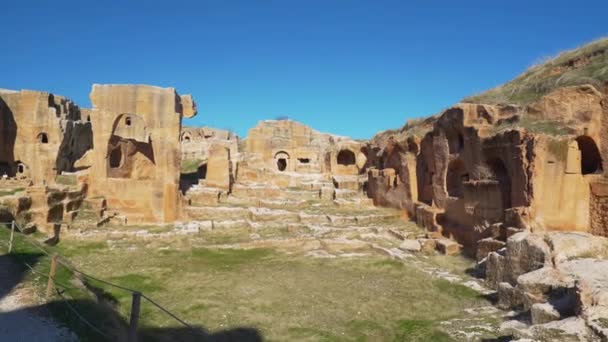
xmin=372 ymin=37 xmax=608 ymax=143
xmin=463 ymin=37 xmax=608 ymax=105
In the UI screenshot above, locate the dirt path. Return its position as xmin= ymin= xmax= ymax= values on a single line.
xmin=0 ymin=254 xmax=77 ymax=341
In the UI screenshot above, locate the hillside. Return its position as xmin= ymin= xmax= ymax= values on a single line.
xmin=372 ymin=37 xmax=608 ymax=144
xmin=464 ymin=37 xmax=608 ymax=105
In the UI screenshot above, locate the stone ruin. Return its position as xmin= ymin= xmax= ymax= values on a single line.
xmin=1 ymin=81 xmax=608 ymax=339
xmin=0 ymin=84 xmax=196 ymax=230
xmin=367 ymin=85 xmax=608 ymax=242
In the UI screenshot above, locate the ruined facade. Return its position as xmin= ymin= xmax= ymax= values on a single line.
xmin=180 ymin=126 xmax=238 ymax=192
xmin=366 ymin=84 xmax=608 ymax=252
xmin=80 ymin=84 xmax=197 ymax=224
xmin=239 ymin=120 xmax=365 ymax=181
xmin=0 ymin=89 xmax=92 ymax=184
xmin=0 ymin=89 xmax=92 ymax=231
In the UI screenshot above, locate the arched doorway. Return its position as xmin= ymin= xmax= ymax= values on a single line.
xmin=575 ymin=136 xmax=602 ymax=175
xmin=275 ymin=151 xmax=289 ymax=172
xmin=109 ymin=147 xmax=123 ymax=168
xmin=446 ymin=159 xmax=468 ymax=198
xmin=487 ymin=158 xmax=512 ymax=210
xmin=337 ymin=149 xmax=356 ymax=165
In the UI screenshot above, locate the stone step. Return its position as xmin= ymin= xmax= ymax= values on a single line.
xmin=186 ymin=206 xmax=252 ymax=221
xmin=185 ymin=187 xmax=227 ymax=206
xmin=249 ymin=207 xmax=300 ymax=222
xmin=335 ymin=189 xmax=359 ymax=200
xmin=332 ymin=176 xmax=361 ymax=191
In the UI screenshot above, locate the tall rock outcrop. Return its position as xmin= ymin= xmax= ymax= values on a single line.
xmin=82 ymin=84 xmax=197 ymax=224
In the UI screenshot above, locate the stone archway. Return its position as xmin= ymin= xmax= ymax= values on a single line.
xmin=337 ymin=149 xmax=356 ymax=166
xmin=576 ymin=136 xmax=602 ymax=175
xmin=274 ymin=151 xmax=290 ymax=172
xmin=106 ymin=113 xmax=155 ymax=179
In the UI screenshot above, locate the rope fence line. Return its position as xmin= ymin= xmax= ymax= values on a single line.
xmin=0 ymin=220 xmax=204 ymax=342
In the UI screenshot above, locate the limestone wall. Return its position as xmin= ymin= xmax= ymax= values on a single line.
xmin=239 ymin=120 xmax=364 ymax=184
xmin=367 ymin=85 xmax=608 ymax=249
xmin=590 ymin=180 xmax=608 ymax=237
xmin=0 ymin=90 xmax=92 ymax=184
xmin=85 ymin=84 xmax=196 ymax=224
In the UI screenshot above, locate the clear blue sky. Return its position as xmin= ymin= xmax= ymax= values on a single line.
xmin=2 ymin=1 xmax=607 ymax=139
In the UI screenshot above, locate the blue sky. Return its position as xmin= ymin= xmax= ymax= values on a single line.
xmin=2 ymin=1 xmax=607 ymax=139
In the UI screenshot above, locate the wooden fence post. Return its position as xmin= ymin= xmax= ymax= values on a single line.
xmin=46 ymin=255 xmax=58 ymax=299
xmin=8 ymin=221 xmax=15 ymax=254
xmin=128 ymin=291 xmax=142 ymax=342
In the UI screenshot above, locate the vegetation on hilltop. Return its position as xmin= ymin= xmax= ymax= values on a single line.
xmin=372 ymin=37 xmax=608 ymax=144
xmin=464 ymin=37 xmax=608 ymax=105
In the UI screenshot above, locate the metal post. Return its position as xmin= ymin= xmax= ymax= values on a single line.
xmin=46 ymin=255 xmax=58 ymax=299
xmin=8 ymin=221 xmax=15 ymax=254
xmin=128 ymin=291 xmax=141 ymax=342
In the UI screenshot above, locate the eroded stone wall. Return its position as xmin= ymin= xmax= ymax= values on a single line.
xmin=83 ymin=84 xmax=197 ymax=224
xmin=367 ymin=85 xmax=608 ymax=251
xmin=0 ymin=89 xmax=92 ymax=184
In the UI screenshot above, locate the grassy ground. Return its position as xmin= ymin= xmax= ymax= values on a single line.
xmin=181 ymin=158 xmax=205 ymax=174
xmin=0 ymin=223 xmax=500 ymax=341
xmin=0 ymin=187 xmax=24 ymax=197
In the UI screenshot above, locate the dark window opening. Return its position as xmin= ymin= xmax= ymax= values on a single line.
xmin=125 ymin=116 xmax=132 ymax=126
xmin=576 ymin=136 xmax=603 ymax=175
xmin=109 ymin=147 xmax=122 ymax=168
xmin=17 ymin=164 xmax=24 ymax=173
xmin=87 ymin=115 xmax=91 ymax=122
xmin=277 ymin=158 xmax=287 ymax=171
xmin=197 ymin=163 xmax=207 ymax=179
xmin=204 ymin=135 xmax=213 ymax=139
xmin=337 ymin=149 xmax=356 ymax=166
xmin=0 ymin=162 xmax=11 ymax=177
xmin=184 ymin=136 xmax=191 ymax=142
xmin=298 ymin=158 xmax=310 ymax=164
xmin=38 ymin=132 xmax=49 ymax=144
xmin=488 ymin=158 xmax=512 ymax=209
xmin=447 ymin=159 xmax=466 ymax=198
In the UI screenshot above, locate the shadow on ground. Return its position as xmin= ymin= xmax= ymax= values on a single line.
xmin=0 ymin=252 xmax=263 ymax=342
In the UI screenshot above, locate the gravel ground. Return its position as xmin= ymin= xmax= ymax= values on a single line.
xmin=0 ymin=255 xmax=77 ymax=341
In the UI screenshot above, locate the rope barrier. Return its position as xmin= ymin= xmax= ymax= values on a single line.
xmin=1 ymin=220 xmax=201 ymax=336
xmin=57 ymin=259 xmax=140 ymax=293
xmin=141 ymin=294 xmax=199 ymax=330
xmin=54 ymin=285 xmax=112 ymax=339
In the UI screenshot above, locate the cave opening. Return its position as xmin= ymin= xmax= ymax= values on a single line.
xmin=446 ymin=159 xmax=466 ymax=198
xmin=576 ymin=136 xmax=603 ymax=175
xmin=337 ymin=149 xmax=356 ymax=166
xmin=109 ymin=147 xmax=122 ymax=168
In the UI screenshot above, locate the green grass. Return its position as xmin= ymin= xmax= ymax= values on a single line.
xmin=393 ymin=320 xmax=454 ymax=342
xmin=489 ymin=115 xmax=572 ymax=136
xmin=0 ymin=187 xmax=24 ymax=197
xmin=0 ymin=222 xmax=501 ymax=341
xmin=464 ymin=37 xmax=608 ymax=105
xmin=55 ymin=174 xmax=77 ymax=186
xmin=189 ymin=247 xmax=274 ymax=269
xmin=0 ymin=225 xmax=125 ymax=342
xmin=181 ymin=158 xmax=205 ymax=174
